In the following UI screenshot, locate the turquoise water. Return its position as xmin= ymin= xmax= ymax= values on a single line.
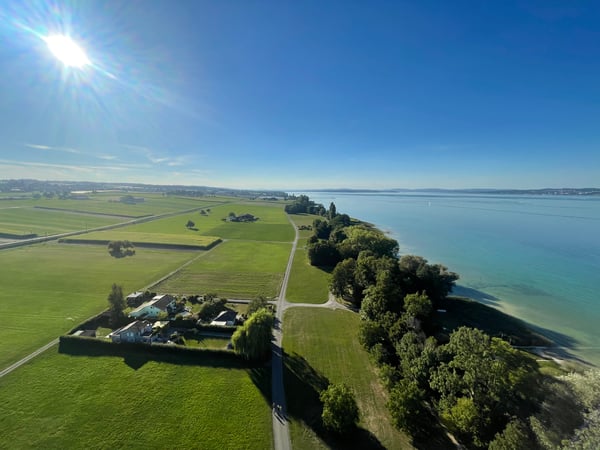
xmin=303 ymin=192 xmax=600 ymax=365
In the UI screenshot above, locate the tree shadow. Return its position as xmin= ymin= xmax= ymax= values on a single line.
xmin=435 ymin=297 xmax=586 ymax=363
xmin=282 ymin=351 xmax=385 ymax=449
xmin=450 ymin=285 xmax=499 ymax=305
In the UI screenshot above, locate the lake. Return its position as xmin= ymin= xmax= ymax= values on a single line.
xmin=301 ymin=191 xmax=600 ymax=365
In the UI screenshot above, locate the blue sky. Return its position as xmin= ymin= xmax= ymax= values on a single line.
xmin=0 ymin=0 xmax=598 ymax=190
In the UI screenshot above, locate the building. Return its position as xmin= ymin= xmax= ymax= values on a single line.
xmin=126 ymin=291 xmax=145 ymax=307
xmin=109 ymin=320 xmax=153 ymax=343
xmin=129 ymin=294 xmax=176 ymax=319
xmin=210 ymin=309 xmax=238 ymax=326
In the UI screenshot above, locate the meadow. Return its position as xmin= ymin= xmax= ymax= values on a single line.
xmin=0 ymin=193 xmax=229 ymax=217
xmin=0 ymin=243 xmax=197 ymax=369
xmin=283 ymin=308 xmax=412 ymax=450
xmin=156 ymin=239 xmax=291 ymax=298
xmin=0 ymin=348 xmax=272 ymax=449
xmin=285 ymin=238 xmax=330 ymax=304
xmin=0 ymin=207 xmax=124 ymax=237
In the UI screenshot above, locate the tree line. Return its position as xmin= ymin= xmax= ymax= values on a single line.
xmin=302 ymin=198 xmax=597 ymax=449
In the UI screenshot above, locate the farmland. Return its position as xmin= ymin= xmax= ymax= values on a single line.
xmin=0 ymin=243 xmax=197 ymax=369
xmin=0 ymin=348 xmax=272 ymax=449
xmin=0 ymin=193 xmax=229 ymax=217
xmin=0 ymin=207 xmax=124 ymax=237
xmin=156 ymin=239 xmax=291 ymax=298
xmin=283 ymin=308 xmax=412 ymax=450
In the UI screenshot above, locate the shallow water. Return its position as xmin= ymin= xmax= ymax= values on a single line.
xmin=302 ymin=192 xmax=600 ymax=365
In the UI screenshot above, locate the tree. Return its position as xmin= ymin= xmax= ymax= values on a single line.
xmin=312 ymin=218 xmax=332 ymax=239
xmin=489 ymin=420 xmax=533 ymax=450
xmin=388 ymin=379 xmax=428 ymax=434
xmin=338 ymin=226 xmax=399 ymax=260
xmin=107 ymin=283 xmax=126 ymax=326
xmin=328 ymin=202 xmax=337 ymax=220
xmin=398 ymin=255 xmax=458 ymax=305
xmin=186 ymin=219 xmax=195 ymax=228
xmin=307 ymin=240 xmax=341 ymax=267
xmin=403 ymin=292 xmax=432 ymax=319
xmin=330 ymin=258 xmax=360 ymax=304
xmin=320 ymin=383 xmax=359 ymax=433
xmin=232 ymin=308 xmax=274 ymax=361
xmin=248 ymin=295 xmax=269 ymax=315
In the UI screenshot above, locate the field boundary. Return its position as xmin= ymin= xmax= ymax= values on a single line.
xmin=58 ymin=237 xmax=222 ymax=251
xmin=33 ymin=205 xmax=149 ymax=218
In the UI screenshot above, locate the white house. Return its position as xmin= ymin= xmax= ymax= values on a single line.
xmin=129 ymin=294 xmax=176 ymax=319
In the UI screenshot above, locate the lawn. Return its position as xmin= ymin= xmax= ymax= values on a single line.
xmin=283 ymin=308 xmax=412 ymax=450
xmin=0 ymin=207 xmax=124 ymax=237
xmin=0 ymin=348 xmax=272 ymax=449
xmin=155 ymin=240 xmax=291 ymax=298
xmin=286 ymin=238 xmax=330 ymax=304
xmin=0 ymin=243 xmax=197 ymax=369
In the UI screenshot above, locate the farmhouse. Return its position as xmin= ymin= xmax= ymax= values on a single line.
xmin=129 ymin=294 xmax=176 ymax=319
xmin=109 ymin=320 xmax=153 ymax=343
xmin=210 ymin=309 xmax=238 ymax=326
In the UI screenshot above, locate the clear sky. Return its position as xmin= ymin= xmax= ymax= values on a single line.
xmin=0 ymin=0 xmax=598 ymax=190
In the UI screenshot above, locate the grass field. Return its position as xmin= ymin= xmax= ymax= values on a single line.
xmin=0 ymin=193 xmax=229 ymax=217
xmin=0 ymin=207 xmax=124 ymax=237
xmin=0 ymin=348 xmax=272 ymax=449
xmin=192 ymin=203 xmax=294 ymax=242
xmin=283 ymin=308 xmax=412 ymax=450
xmin=0 ymin=243 xmax=197 ymax=369
xmin=70 ymin=230 xmax=221 ymax=248
xmin=286 ymin=238 xmax=330 ymax=304
xmin=156 ymin=240 xmax=291 ymax=298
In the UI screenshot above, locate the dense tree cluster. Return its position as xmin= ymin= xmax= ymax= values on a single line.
xmin=107 ymin=240 xmax=135 ymax=257
xmin=284 ymin=195 xmax=327 ymax=215
xmin=197 ymin=295 xmax=227 ymax=322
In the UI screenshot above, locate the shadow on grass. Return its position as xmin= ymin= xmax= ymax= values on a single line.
xmin=58 ymin=336 xmax=249 ymax=371
xmin=282 ymin=351 xmax=385 ymax=450
xmin=435 ymin=297 xmax=586 ymax=363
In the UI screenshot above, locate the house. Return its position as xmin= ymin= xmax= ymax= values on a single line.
xmin=210 ymin=309 xmax=238 ymax=326
xmin=109 ymin=320 xmax=153 ymax=343
xmin=126 ymin=291 xmax=145 ymax=307
xmin=72 ymin=329 xmax=96 ymax=337
xmin=129 ymin=294 xmax=176 ymax=319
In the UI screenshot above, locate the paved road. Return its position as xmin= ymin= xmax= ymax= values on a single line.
xmin=271 ymin=215 xmax=297 ymax=450
xmin=0 ymin=338 xmax=59 ymax=379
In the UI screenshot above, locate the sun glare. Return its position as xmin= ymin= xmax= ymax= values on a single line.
xmin=44 ymin=35 xmax=90 ymax=68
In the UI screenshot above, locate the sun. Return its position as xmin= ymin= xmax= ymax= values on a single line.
xmin=44 ymin=35 xmax=90 ymax=68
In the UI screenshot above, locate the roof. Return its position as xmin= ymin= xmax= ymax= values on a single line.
xmin=112 ymin=320 xmax=152 ymax=336
xmin=211 ymin=309 xmax=237 ymax=324
xmin=127 ymin=291 xmax=144 ymax=299
xmin=151 ymin=294 xmax=175 ymax=310
xmin=130 ymin=294 xmax=174 ymax=314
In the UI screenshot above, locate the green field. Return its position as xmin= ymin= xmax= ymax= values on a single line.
xmin=189 ymin=203 xmax=294 ymax=242
xmin=0 ymin=348 xmax=272 ymax=449
xmin=283 ymin=308 xmax=412 ymax=450
xmin=0 ymin=243 xmax=197 ymax=369
xmin=156 ymin=240 xmax=291 ymax=298
xmin=70 ymin=230 xmax=221 ymax=248
xmin=0 ymin=207 xmax=124 ymax=237
xmin=286 ymin=238 xmax=330 ymax=304
xmin=0 ymin=193 xmax=229 ymax=217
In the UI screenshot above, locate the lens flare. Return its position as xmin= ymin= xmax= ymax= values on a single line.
xmin=44 ymin=35 xmax=90 ymax=68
